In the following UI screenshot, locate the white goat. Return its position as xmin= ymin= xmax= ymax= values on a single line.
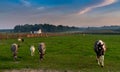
xmin=38 ymin=42 xmax=46 ymax=60
xmin=30 ymin=45 xmax=35 ymax=56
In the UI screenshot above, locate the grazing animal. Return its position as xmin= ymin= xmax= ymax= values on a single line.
xmin=30 ymin=45 xmax=35 ymax=56
xmin=38 ymin=42 xmax=46 ymax=60
xmin=94 ymin=40 xmax=106 ymax=67
xmin=11 ymin=43 xmax=19 ymax=61
xmin=18 ymin=38 xmax=24 ymax=42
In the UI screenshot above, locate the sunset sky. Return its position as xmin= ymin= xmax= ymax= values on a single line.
xmin=0 ymin=0 xmax=120 ymax=29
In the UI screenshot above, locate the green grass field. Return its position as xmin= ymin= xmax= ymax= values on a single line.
xmin=0 ymin=34 xmax=120 ymax=72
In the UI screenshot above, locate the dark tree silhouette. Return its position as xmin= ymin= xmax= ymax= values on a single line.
xmin=13 ymin=24 xmax=79 ymax=33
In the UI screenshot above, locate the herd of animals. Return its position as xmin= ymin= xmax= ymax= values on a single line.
xmin=11 ymin=38 xmax=106 ymax=67
xmin=11 ymin=38 xmax=46 ymax=61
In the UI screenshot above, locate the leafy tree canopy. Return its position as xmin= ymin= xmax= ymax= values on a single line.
xmin=13 ymin=24 xmax=79 ymax=33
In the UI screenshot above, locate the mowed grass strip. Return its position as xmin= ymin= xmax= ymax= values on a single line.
xmin=0 ymin=34 xmax=120 ymax=72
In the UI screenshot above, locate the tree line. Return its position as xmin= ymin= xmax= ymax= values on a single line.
xmin=13 ymin=24 xmax=79 ymax=33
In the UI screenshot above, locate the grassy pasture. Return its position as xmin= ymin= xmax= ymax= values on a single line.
xmin=0 ymin=34 xmax=120 ymax=72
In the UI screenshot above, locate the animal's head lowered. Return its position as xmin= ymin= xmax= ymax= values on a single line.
xmin=97 ymin=43 xmax=104 ymax=50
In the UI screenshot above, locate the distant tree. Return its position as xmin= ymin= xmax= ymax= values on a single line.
xmin=14 ymin=25 xmax=21 ymax=32
xmin=13 ymin=24 xmax=79 ymax=33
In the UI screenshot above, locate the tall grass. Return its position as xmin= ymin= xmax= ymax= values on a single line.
xmin=0 ymin=34 xmax=120 ymax=72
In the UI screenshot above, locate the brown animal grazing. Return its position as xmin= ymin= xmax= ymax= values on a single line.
xmin=94 ymin=40 xmax=106 ymax=67
xmin=11 ymin=43 xmax=19 ymax=61
xmin=38 ymin=42 xmax=46 ymax=60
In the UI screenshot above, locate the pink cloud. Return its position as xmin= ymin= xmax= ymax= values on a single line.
xmin=78 ymin=0 xmax=117 ymax=15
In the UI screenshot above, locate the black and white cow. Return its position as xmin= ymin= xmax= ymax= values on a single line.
xmin=11 ymin=43 xmax=19 ymax=61
xmin=94 ymin=40 xmax=106 ymax=67
xmin=38 ymin=42 xmax=46 ymax=60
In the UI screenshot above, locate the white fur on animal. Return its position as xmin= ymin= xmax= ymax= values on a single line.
xmin=30 ymin=45 xmax=35 ymax=56
xmin=38 ymin=42 xmax=46 ymax=60
xmin=11 ymin=43 xmax=19 ymax=61
xmin=94 ymin=40 xmax=106 ymax=67
xmin=18 ymin=38 xmax=24 ymax=42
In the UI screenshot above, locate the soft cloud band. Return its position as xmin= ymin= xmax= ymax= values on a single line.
xmin=20 ymin=0 xmax=31 ymax=7
xmin=78 ymin=0 xmax=117 ymax=15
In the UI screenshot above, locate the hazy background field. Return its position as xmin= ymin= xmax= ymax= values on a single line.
xmin=0 ymin=34 xmax=120 ymax=72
